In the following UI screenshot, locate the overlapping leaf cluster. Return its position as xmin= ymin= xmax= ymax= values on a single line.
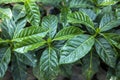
xmin=0 ymin=0 xmax=120 ymax=80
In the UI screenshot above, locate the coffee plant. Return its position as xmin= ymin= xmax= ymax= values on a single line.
xmin=0 ymin=0 xmax=120 ymax=80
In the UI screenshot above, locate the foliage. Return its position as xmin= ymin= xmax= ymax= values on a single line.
xmin=0 ymin=0 xmax=120 ymax=80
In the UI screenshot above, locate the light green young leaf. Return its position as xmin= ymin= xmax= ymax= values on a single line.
xmin=99 ymin=13 xmax=120 ymax=32
xmin=24 ymin=0 xmax=40 ymax=26
xmin=41 ymin=15 xmax=58 ymax=38
xmin=0 ymin=47 xmax=11 ymax=77
xmin=67 ymin=11 xmax=95 ymax=30
xmin=60 ymin=34 xmax=95 ymax=64
xmin=54 ymin=26 xmax=84 ymax=40
xmin=95 ymin=38 xmax=117 ymax=68
xmin=40 ymin=48 xmax=59 ymax=80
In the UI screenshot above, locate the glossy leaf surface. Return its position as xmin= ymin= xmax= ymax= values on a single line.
xmin=54 ymin=26 xmax=84 ymax=40
xmin=95 ymin=38 xmax=117 ymax=68
xmin=60 ymin=34 xmax=95 ymax=64
xmin=0 ymin=47 xmax=11 ymax=77
xmin=40 ymin=48 xmax=59 ymax=80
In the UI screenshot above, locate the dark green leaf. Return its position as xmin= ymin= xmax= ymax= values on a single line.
xmin=40 ymin=48 xmax=59 ymax=80
xmin=16 ymin=52 xmax=37 ymax=67
xmin=116 ymin=61 xmax=120 ymax=79
xmin=60 ymin=7 xmax=71 ymax=26
xmin=99 ymin=0 xmax=118 ymax=6
xmin=13 ymin=26 xmax=47 ymax=53
xmin=12 ymin=4 xmax=26 ymax=21
xmin=99 ymin=13 xmax=120 ymax=32
xmin=41 ymin=15 xmax=58 ymax=38
xmin=103 ymin=33 xmax=120 ymax=49
xmin=24 ymin=0 xmax=40 ymax=26
xmin=0 ymin=47 xmax=11 ymax=77
xmin=14 ymin=37 xmax=46 ymax=53
xmin=54 ymin=26 xmax=84 ymax=40
xmin=60 ymin=34 xmax=95 ymax=64
xmin=95 ymin=38 xmax=117 ymax=68
xmin=12 ymin=4 xmax=27 ymax=31
xmin=11 ymin=53 xmax=27 ymax=80
xmin=39 ymin=0 xmax=62 ymax=5
xmin=0 ymin=8 xmax=12 ymax=19
xmin=13 ymin=26 xmax=47 ymax=41
xmin=69 ymin=0 xmax=91 ymax=8
xmin=82 ymin=51 xmax=100 ymax=80
xmin=33 ymin=64 xmax=40 ymax=80
xmin=0 ymin=19 xmax=16 ymax=39
xmin=79 ymin=9 xmax=97 ymax=20
xmin=0 ymin=0 xmax=23 ymax=3
xmin=60 ymin=64 xmax=72 ymax=77
xmin=67 ymin=11 xmax=95 ymax=30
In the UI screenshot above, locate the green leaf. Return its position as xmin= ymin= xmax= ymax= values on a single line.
xmin=103 ymin=33 xmax=120 ymax=49
xmin=0 ymin=0 xmax=23 ymax=3
xmin=99 ymin=13 xmax=120 ymax=32
xmin=0 ymin=5 xmax=26 ymax=39
xmin=0 ymin=47 xmax=11 ymax=77
xmin=12 ymin=4 xmax=27 ymax=28
xmin=0 ymin=19 xmax=16 ymax=39
xmin=1 ymin=9 xmax=26 ymax=39
xmin=13 ymin=26 xmax=47 ymax=41
xmin=0 ymin=8 xmax=12 ymax=19
xmin=67 ymin=11 xmax=95 ymax=30
xmin=79 ymin=9 xmax=97 ymax=20
xmin=41 ymin=15 xmax=58 ymax=38
xmin=24 ymin=0 xmax=40 ymax=26
xmin=95 ymin=38 xmax=117 ymax=68
xmin=11 ymin=53 xmax=27 ymax=80
xmin=54 ymin=26 xmax=84 ymax=40
xmin=82 ymin=51 xmax=100 ymax=80
xmin=69 ymin=0 xmax=92 ymax=8
xmin=14 ymin=37 xmax=46 ymax=53
xmin=16 ymin=52 xmax=37 ymax=67
xmin=13 ymin=26 xmax=47 ymax=53
xmin=59 ymin=34 xmax=95 ymax=64
xmin=99 ymin=0 xmax=118 ymax=6
xmin=40 ymin=48 xmax=59 ymax=80
xmin=39 ymin=0 xmax=62 ymax=5
xmin=12 ymin=5 xmax=27 ymax=38
xmin=60 ymin=6 xmax=71 ymax=26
